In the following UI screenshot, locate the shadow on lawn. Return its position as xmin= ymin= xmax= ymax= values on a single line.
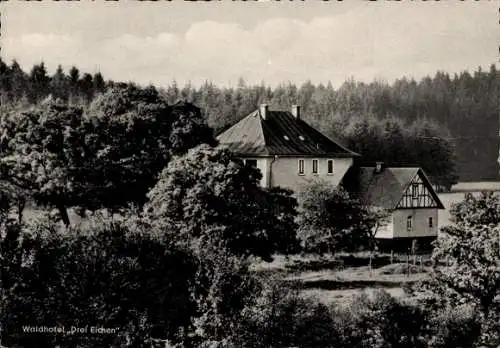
xmin=290 ymin=278 xmax=417 ymax=291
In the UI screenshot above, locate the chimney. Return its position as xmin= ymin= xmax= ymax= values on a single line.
xmin=374 ymin=161 xmax=385 ymax=174
xmin=292 ymin=105 xmax=300 ymax=119
xmin=260 ymin=104 xmax=268 ymax=120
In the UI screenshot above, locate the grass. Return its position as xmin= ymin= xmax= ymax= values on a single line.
xmin=253 ymin=253 xmax=429 ymax=305
xmin=302 ymin=287 xmax=407 ymax=307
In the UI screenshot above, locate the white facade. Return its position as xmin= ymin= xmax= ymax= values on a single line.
xmin=375 ymin=208 xmax=439 ymax=239
xmin=243 ymin=156 xmax=353 ymax=192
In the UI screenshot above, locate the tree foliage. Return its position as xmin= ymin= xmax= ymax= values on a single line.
xmin=144 ymin=144 xmax=299 ymax=260
xmin=0 ymin=86 xmax=216 ymax=225
xmin=191 ymin=244 xmax=259 ymax=345
xmin=297 ymin=179 xmax=386 ymax=254
xmin=412 ymin=191 xmax=500 ymax=347
xmin=79 ymin=85 xmax=216 ymax=212
xmin=0 ymin=216 xmax=198 ymax=348
xmin=343 ymin=116 xmax=459 ymax=191
xmin=337 ymin=290 xmax=428 ymax=348
xmin=0 ymin=99 xmax=86 ymax=225
xmin=449 ymin=191 xmax=500 ymax=226
xmin=229 ymin=280 xmax=339 ymax=348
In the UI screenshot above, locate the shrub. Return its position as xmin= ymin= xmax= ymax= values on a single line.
xmin=335 ymin=290 xmax=427 ymax=348
xmin=229 ymin=279 xmax=339 ymax=348
xmin=191 ymin=245 xmax=260 ymax=345
xmin=426 ymin=305 xmax=481 ymax=348
xmin=0 ymin=215 xmax=197 ymax=348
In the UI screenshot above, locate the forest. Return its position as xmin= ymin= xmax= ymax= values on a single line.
xmin=1 ymin=59 xmax=498 ymax=185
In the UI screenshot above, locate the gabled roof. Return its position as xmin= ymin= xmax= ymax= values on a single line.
xmin=217 ymin=108 xmax=359 ymax=157
xmin=341 ymin=166 xmax=445 ymax=210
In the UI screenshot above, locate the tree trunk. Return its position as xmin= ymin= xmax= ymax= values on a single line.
xmin=57 ymin=204 xmax=70 ymax=227
xmin=17 ymin=198 xmax=26 ymax=224
xmin=368 ymin=238 xmax=373 ymax=277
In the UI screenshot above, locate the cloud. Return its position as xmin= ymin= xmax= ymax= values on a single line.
xmin=2 ymin=2 xmax=497 ymax=88
xmin=3 ymin=33 xmax=82 ymax=69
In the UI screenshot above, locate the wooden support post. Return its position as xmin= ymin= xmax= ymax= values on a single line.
xmin=406 ymin=251 xmax=410 ymax=277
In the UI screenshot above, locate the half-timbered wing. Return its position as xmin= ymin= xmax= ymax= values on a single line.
xmin=341 ymin=166 xmax=445 ymax=211
xmin=396 ymin=170 xmax=443 ymax=209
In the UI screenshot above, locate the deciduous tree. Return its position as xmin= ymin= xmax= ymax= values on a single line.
xmin=0 ymin=99 xmax=85 ymax=226
xmin=80 ymin=85 xmax=216 ymax=213
xmin=297 ymin=179 xmax=382 ymax=255
xmin=411 ymin=192 xmax=500 ymax=346
xmin=144 ymin=144 xmax=299 ymax=260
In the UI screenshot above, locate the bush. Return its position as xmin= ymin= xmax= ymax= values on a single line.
xmin=0 ymin=215 xmax=198 ymax=348
xmin=229 ymin=279 xmax=339 ymax=348
xmin=427 ymin=305 xmax=481 ymax=348
xmin=191 ymin=245 xmax=260 ymax=345
xmin=335 ymin=290 xmax=427 ymax=348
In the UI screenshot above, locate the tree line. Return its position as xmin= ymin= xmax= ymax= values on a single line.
xmin=0 ymin=59 xmax=107 ymax=106
xmin=1 ymin=59 xmax=498 ymax=183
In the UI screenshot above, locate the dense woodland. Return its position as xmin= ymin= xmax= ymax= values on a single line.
xmin=0 ymin=73 xmax=499 ymax=347
xmin=1 ymin=59 xmax=498 ymax=184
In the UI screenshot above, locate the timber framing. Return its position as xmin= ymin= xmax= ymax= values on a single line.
xmin=395 ymin=170 xmax=444 ymax=209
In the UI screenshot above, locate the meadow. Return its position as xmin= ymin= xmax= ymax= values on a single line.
xmin=255 ymin=182 xmax=500 ymax=306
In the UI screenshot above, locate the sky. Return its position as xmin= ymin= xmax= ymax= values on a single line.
xmin=1 ymin=1 xmax=498 ymax=88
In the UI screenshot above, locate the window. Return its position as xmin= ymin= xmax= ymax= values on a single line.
xmin=245 ymin=159 xmax=257 ymax=168
xmin=411 ymin=184 xmax=419 ymax=199
xmin=327 ymin=159 xmax=334 ymax=175
xmin=428 ymin=217 xmax=433 ymax=228
xmin=298 ymin=159 xmax=305 ymax=175
xmin=312 ymin=159 xmax=318 ymax=174
xmin=407 ymin=216 xmax=413 ymax=231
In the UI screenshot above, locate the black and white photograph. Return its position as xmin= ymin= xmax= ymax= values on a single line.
xmin=0 ymin=1 xmax=499 ymax=347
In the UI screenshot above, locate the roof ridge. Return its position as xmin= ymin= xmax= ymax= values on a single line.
xmin=218 ymin=106 xmax=358 ymax=157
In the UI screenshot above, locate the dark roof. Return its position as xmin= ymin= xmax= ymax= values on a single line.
xmin=217 ymin=109 xmax=359 ymax=157
xmin=341 ymin=166 xmax=445 ymax=210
